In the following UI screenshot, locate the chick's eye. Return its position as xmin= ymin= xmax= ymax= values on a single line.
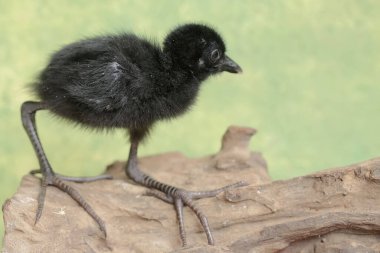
xmin=210 ymin=49 xmax=220 ymax=62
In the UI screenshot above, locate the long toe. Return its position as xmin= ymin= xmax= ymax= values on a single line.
xmin=186 ymin=180 xmax=248 ymax=199
xmin=34 ymin=174 xmax=107 ymax=237
xmin=55 ymin=173 xmax=113 ymax=182
xmin=51 ymin=176 xmax=107 ymax=237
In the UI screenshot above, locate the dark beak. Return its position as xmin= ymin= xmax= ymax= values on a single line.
xmin=220 ymin=55 xmax=242 ymax=73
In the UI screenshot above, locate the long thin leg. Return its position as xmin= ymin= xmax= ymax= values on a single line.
xmin=125 ymin=131 xmax=247 ymax=246
xmin=21 ymin=101 xmax=110 ymax=236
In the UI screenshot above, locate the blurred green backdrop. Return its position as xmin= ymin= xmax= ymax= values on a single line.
xmin=1 ymin=0 xmax=380 ymax=242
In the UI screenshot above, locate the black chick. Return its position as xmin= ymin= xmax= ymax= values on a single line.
xmin=21 ymin=23 xmax=243 ymax=246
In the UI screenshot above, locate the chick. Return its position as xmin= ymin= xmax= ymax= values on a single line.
xmin=21 ymin=23 xmax=243 ymax=245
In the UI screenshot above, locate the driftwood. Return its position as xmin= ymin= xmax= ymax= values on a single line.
xmin=2 ymin=126 xmax=380 ymax=253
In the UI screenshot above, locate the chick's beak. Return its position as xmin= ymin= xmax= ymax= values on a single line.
xmin=220 ymin=55 xmax=242 ymax=73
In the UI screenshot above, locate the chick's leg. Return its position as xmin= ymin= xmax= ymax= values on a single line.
xmin=21 ymin=101 xmax=111 ymax=236
xmin=126 ymin=130 xmax=246 ymax=246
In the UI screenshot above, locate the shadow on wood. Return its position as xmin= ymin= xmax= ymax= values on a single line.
xmin=2 ymin=126 xmax=380 ymax=252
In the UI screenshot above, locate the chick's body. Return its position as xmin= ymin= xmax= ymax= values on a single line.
xmin=23 ymin=24 xmax=243 ymax=246
xmin=37 ymin=34 xmax=199 ymax=129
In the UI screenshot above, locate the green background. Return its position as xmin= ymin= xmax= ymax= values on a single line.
xmin=1 ymin=0 xmax=379 ymax=242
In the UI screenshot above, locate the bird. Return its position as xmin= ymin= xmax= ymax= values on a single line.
xmin=21 ymin=23 xmax=244 ymax=246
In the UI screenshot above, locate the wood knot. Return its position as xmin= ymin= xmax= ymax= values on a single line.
xmin=220 ymin=125 xmax=257 ymax=152
xmin=369 ymin=167 xmax=380 ymax=183
xmin=224 ymin=189 xmax=243 ymax=202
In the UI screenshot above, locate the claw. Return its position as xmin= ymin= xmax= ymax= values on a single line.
xmin=146 ymin=180 xmax=245 ymax=246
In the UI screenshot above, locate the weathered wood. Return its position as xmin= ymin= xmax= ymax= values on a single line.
xmin=2 ymin=126 xmax=380 ymax=252
xmin=226 ymin=160 xmax=380 ymax=252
